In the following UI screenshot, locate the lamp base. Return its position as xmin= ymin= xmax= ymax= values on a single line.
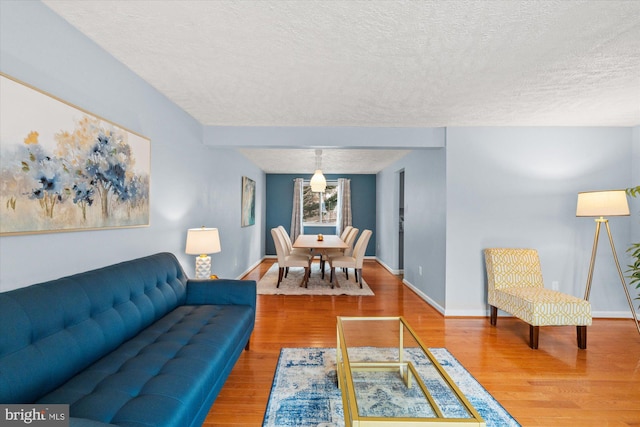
xmin=194 ymin=255 xmax=211 ymax=279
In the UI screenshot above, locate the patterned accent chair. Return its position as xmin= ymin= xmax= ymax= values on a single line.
xmin=484 ymin=248 xmax=592 ymax=349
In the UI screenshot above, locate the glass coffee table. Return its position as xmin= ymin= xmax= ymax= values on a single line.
xmin=336 ymin=316 xmax=485 ymax=426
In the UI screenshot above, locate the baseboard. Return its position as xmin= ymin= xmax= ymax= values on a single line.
xmin=236 ymin=257 xmax=267 ymax=280
xmin=400 ymin=279 xmax=639 ymax=319
xmin=375 ymin=257 xmax=403 ymax=275
xmin=402 ymin=278 xmax=445 ymax=315
xmin=590 ymin=310 xmax=639 ymax=319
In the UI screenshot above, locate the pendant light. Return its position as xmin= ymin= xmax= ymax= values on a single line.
xmin=310 ymin=149 xmax=327 ymax=192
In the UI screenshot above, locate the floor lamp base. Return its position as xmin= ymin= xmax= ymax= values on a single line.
xmin=584 ymin=218 xmax=640 ymax=336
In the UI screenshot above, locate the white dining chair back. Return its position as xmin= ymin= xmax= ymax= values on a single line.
xmin=340 ymin=225 xmax=353 ymax=241
xmin=272 ymin=228 xmax=289 ymax=261
xmin=351 ymin=229 xmax=372 ymax=269
xmin=343 ymin=227 xmax=359 ymax=257
xmin=277 ymin=226 xmax=293 ymax=252
xmin=278 ymin=225 xmax=312 ymax=259
xmin=271 ymin=227 xmax=311 ymax=288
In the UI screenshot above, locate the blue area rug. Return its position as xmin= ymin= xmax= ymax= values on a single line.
xmin=263 ymin=347 xmax=520 ymax=427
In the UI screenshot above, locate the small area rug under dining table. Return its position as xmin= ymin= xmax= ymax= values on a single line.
xmin=263 ymin=347 xmax=520 ymax=427
xmin=257 ymin=263 xmax=374 ymax=296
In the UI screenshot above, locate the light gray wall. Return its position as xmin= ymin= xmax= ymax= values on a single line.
xmin=0 ymin=1 xmax=265 ymax=291
xmin=376 ymin=148 xmax=447 ymax=311
xmin=445 ymin=127 xmax=636 ymax=316
xmin=376 ymin=127 xmax=637 ymax=317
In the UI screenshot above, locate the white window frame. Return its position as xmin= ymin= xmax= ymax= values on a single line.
xmin=302 ymin=179 xmax=338 ymax=227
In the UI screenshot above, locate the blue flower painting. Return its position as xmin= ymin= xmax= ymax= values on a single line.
xmin=0 ymin=74 xmax=150 ymax=235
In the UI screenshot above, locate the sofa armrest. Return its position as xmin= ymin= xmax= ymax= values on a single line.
xmin=185 ymin=279 xmax=256 ymax=310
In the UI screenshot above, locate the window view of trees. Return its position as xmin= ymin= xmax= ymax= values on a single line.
xmin=303 ymin=183 xmax=338 ymax=225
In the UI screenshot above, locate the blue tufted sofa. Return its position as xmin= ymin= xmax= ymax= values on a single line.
xmin=0 ymin=252 xmax=256 ymax=427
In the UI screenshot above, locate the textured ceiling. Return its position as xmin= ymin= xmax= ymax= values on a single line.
xmin=238 ymin=148 xmax=411 ymax=174
xmin=42 ymin=0 xmax=640 ymax=173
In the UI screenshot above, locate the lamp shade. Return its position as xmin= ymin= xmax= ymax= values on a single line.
xmin=576 ymin=190 xmax=630 ymax=217
xmin=185 ymin=227 xmax=221 ymax=255
xmin=310 ymin=170 xmax=327 ymax=192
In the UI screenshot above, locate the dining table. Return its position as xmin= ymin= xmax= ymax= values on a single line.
xmin=293 ymin=234 xmax=349 ymax=282
xmin=292 ymin=234 xmax=349 ymax=251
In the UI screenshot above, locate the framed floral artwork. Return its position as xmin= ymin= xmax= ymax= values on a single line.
xmin=0 ymin=73 xmax=150 ymax=235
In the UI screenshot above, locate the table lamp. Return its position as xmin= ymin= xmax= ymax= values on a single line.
xmin=576 ymin=190 xmax=639 ymax=335
xmin=185 ymin=227 xmax=221 ymax=279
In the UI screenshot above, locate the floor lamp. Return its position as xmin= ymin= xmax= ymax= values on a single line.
xmin=577 ymin=190 xmax=640 ymax=335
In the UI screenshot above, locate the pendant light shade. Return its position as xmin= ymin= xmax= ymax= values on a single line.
xmin=310 ymin=149 xmax=326 ymax=192
xmin=310 ymin=169 xmax=327 ymax=192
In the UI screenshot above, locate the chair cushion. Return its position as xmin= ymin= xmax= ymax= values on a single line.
xmin=493 ymin=287 xmax=592 ymax=326
xmin=329 ymin=255 xmax=355 ymax=269
xmin=283 ymin=255 xmax=311 ymax=268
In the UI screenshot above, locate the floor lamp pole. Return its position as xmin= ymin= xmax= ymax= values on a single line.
xmin=584 ymin=217 xmax=640 ymax=336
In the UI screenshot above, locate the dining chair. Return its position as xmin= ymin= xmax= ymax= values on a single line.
xmin=277 ymin=225 xmax=313 ymax=259
xmin=271 ymin=228 xmax=311 ymax=288
xmin=327 ymin=229 xmax=372 ymax=289
xmin=320 ymin=227 xmax=359 ymax=278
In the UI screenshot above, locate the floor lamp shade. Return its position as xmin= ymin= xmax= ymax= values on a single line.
xmin=576 ymin=190 xmax=630 ymax=217
xmin=185 ymin=227 xmax=221 ymax=279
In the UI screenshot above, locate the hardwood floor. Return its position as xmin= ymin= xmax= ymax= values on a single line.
xmin=203 ymin=259 xmax=640 ymax=426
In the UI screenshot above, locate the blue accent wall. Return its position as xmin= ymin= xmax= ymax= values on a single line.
xmin=266 ymin=174 xmax=376 ymax=256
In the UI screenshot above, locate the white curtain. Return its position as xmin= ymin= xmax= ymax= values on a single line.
xmin=290 ymin=178 xmax=304 ymax=242
xmin=337 ymin=178 xmax=352 ymax=236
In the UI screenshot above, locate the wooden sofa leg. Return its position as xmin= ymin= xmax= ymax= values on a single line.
xmin=490 ymin=306 xmax=497 ymax=326
xmin=577 ymin=326 xmax=587 ymax=349
xmin=245 ymin=338 xmax=251 ymax=351
xmin=529 ymin=325 xmax=539 ymax=349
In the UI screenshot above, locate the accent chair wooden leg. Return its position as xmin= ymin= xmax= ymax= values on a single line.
xmin=284 ymin=267 xmax=289 ymax=278
xmin=529 ymin=325 xmax=539 ymax=349
xmin=277 ymin=267 xmax=284 ymax=288
xmin=357 ymin=268 xmax=363 ymax=288
xmin=345 ymin=268 xmax=349 ymax=280
xmin=490 ymin=306 xmax=497 ymax=326
xmin=577 ymin=325 xmax=587 ymax=349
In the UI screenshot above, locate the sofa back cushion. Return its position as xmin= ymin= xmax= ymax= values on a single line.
xmin=0 ymin=252 xmax=188 ymax=403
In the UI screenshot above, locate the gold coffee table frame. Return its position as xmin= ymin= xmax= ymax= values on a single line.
xmin=336 ymin=316 xmax=485 ymax=426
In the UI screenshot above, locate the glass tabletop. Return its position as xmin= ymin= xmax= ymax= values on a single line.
xmin=336 ymin=316 xmax=485 ymax=426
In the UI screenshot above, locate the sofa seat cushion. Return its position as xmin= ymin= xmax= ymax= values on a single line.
xmin=38 ymin=304 xmax=254 ymax=427
xmin=493 ymin=287 xmax=592 ymax=327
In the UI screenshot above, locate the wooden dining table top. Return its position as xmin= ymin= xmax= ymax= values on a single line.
xmin=293 ymin=234 xmax=349 ymax=250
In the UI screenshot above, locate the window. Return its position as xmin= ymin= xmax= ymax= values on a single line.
xmin=303 ymin=181 xmax=338 ymax=226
